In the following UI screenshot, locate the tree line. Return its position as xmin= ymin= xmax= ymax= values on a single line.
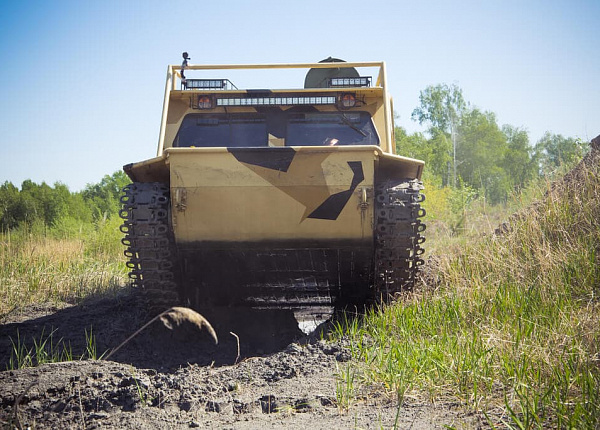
xmin=398 ymin=83 xmax=587 ymax=204
xmin=0 ymin=171 xmax=129 ymax=231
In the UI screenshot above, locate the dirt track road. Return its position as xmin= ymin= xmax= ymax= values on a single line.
xmin=0 ymin=290 xmax=477 ymax=429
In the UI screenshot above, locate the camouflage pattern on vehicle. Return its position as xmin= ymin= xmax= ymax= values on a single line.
xmin=120 ymin=57 xmax=426 ymax=311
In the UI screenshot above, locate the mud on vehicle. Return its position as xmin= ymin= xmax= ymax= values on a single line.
xmin=119 ymin=56 xmax=426 ymax=312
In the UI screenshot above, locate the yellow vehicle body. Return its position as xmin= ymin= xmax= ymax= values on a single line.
xmin=121 ymin=59 xmax=425 ymax=309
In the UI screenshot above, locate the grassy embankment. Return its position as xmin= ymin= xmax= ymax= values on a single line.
xmin=334 ymin=152 xmax=600 ymax=428
xmin=0 ymin=217 xmax=127 ymax=317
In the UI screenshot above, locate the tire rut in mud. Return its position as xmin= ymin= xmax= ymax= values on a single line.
xmin=0 ymin=289 xmax=479 ymax=429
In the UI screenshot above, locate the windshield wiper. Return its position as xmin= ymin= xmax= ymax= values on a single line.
xmin=340 ymin=114 xmax=367 ymax=137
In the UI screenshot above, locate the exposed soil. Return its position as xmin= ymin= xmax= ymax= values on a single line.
xmin=0 ymin=288 xmax=479 ymax=429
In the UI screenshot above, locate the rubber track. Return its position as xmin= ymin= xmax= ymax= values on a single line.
xmin=374 ymin=179 xmax=426 ymax=300
xmin=119 ymin=183 xmax=179 ymax=304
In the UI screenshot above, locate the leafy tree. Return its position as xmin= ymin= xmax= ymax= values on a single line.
xmin=501 ymin=125 xmax=538 ymax=190
xmin=411 ymin=83 xmax=467 ymax=135
xmin=13 ymin=180 xmax=44 ymax=226
xmin=66 ymin=192 xmax=93 ymax=224
xmin=395 ymin=127 xmax=432 ymax=161
xmin=0 ymin=181 xmax=21 ymax=230
xmin=534 ymin=132 xmax=588 ymax=176
xmin=395 ymin=126 xmax=453 ymax=185
xmin=14 ymin=181 xmax=72 ymax=226
xmin=0 ymin=171 xmax=127 ymax=231
xmin=426 ymin=133 xmax=453 ymax=184
xmin=456 ymin=109 xmax=511 ymax=203
xmin=82 ymin=171 xmax=129 ymax=220
xmin=405 ymin=83 xmax=583 ymax=210
xmin=412 ymin=83 xmax=467 ymax=186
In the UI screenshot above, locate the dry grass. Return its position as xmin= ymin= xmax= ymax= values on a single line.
xmin=0 ymin=233 xmax=127 ymax=317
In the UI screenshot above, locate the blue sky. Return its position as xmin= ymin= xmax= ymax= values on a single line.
xmin=0 ymin=0 xmax=598 ymax=191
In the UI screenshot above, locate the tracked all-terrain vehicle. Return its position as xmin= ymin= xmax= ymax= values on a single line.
xmin=120 ymin=58 xmax=426 ymax=312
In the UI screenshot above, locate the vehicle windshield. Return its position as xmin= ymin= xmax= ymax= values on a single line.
xmin=172 ymin=111 xmax=379 ymax=147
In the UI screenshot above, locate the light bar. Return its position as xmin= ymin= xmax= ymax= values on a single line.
xmin=185 ymin=79 xmax=227 ymax=89
xmin=328 ymin=77 xmax=371 ymax=87
xmin=217 ymin=96 xmax=336 ymax=107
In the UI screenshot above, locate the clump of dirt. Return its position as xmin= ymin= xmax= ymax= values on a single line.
xmin=0 ymin=288 xmax=478 ymax=429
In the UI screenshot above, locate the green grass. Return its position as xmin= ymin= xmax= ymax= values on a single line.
xmin=334 ymin=158 xmax=600 ymax=428
xmin=0 ymin=216 xmax=128 ymax=316
xmin=2 ymin=217 xmax=125 ymax=369
xmin=335 ymin=362 xmax=357 ymax=411
xmin=8 ymin=326 xmax=104 ymax=370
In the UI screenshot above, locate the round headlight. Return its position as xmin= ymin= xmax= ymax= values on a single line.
xmin=340 ymin=93 xmax=356 ymax=109
xmin=198 ymin=95 xmax=213 ymax=109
